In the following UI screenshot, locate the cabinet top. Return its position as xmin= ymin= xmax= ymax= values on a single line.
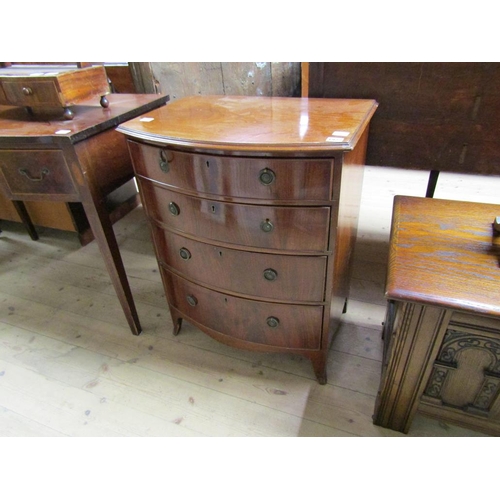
xmin=116 ymin=95 xmax=378 ymax=156
xmin=387 ymin=195 xmax=500 ymax=317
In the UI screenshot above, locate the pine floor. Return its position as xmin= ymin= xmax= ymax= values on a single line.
xmin=1 ymin=165 xmax=499 ymax=437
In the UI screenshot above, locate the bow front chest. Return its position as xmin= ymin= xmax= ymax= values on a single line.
xmin=117 ymin=95 xmax=377 ymax=383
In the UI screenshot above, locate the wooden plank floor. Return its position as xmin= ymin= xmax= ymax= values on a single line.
xmin=1 ymin=166 xmax=499 ymax=437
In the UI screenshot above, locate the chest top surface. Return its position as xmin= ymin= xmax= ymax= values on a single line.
xmin=116 ymin=95 xmax=378 ymax=155
xmin=387 ymin=195 xmax=500 ymax=316
xmin=0 ymin=94 xmax=169 ymax=145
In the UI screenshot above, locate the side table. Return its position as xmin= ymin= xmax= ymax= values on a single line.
xmin=0 ymin=93 xmax=169 ymax=335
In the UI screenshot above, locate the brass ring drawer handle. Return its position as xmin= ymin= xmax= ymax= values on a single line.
xmin=168 ymin=202 xmax=180 ymax=216
xmin=19 ymin=168 xmax=49 ymax=182
xmin=22 ymin=87 xmax=33 ymax=96
xmin=259 ymin=168 xmax=275 ymax=185
xmin=266 ymin=316 xmax=280 ymax=328
xmin=179 ymin=247 xmax=191 ymax=260
xmin=186 ymin=294 xmax=198 ymax=307
xmin=263 ymin=268 xmax=278 ymax=281
xmin=260 ymin=219 xmax=274 ymax=232
xmin=159 ymin=150 xmax=172 ymax=173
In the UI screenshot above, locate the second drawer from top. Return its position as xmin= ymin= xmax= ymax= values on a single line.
xmin=138 ymin=178 xmax=331 ymax=253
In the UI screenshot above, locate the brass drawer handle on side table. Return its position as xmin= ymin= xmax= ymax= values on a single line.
xmin=18 ymin=167 xmax=50 ymax=182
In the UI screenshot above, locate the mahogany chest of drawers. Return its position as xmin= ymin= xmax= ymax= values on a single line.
xmin=117 ymin=95 xmax=377 ymax=383
xmin=374 ymin=196 xmax=500 ymax=435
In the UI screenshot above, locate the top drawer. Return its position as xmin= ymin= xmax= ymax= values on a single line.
xmin=128 ymin=141 xmax=333 ymax=202
xmin=0 ymin=149 xmax=76 ymax=196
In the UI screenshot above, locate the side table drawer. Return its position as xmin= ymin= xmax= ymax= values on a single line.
xmin=162 ymin=269 xmax=323 ymax=350
xmin=0 ymin=149 xmax=76 ymax=196
xmin=139 ymin=178 xmax=331 ymax=252
xmin=151 ymin=224 xmax=327 ymax=302
xmin=129 ymin=141 xmax=334 ymax=201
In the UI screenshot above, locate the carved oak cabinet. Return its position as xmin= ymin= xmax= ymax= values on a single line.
xmin=374 ymin=196 xmax=500 ymax=435
xmin=117 ymin=95 xmax=377 ymax=383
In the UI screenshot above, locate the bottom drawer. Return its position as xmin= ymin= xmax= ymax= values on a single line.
xmin=161 ymin=269 xmax=323 ymax=350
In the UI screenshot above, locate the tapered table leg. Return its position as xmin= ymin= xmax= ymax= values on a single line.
xmin=12 ymin=200 xmax=39 ymax=240
xmin=80 ymin=194 xmax=142 ymax=336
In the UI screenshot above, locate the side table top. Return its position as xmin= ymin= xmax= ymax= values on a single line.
xmin=116 ymin=95 xmax=378 ymax=156
xmin=386 ymin=195 xmax=500 ymax=316
xmin=0 ymin=93 xmax=169 ymax=145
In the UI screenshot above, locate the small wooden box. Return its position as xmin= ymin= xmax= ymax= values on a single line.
xmin=0 ymin=65 xmax=110 ymax=119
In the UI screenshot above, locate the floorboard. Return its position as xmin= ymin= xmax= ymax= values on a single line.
xmin=1 ymin=165 xmax=499 ymax=437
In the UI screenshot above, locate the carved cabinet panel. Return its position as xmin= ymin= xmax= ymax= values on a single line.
xmin=421 ymin=317 xmax=500 ymax=423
